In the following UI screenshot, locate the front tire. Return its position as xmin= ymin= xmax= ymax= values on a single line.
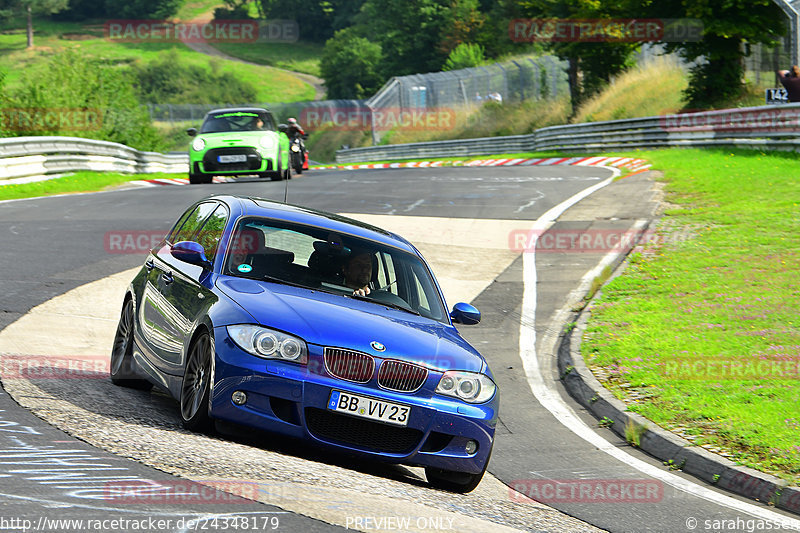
xmin=425 ymin=465 xmax=486 ymax=494
xmin=189 ymin=174 xmax=212 ymax=184
xmin=292 ymin=151 xmax=303 ymax=174
xmin=180 ymin=331 xmax=214 ymax=432
xmin=110 ymin=298 xmax=152 ymax=390
xmin=270 ymin=153 xmax=284 ymax=181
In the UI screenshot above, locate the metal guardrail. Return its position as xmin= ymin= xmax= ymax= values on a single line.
xmin=335 ymin=103 xmax=800 ymax=163
xmin=0 ymin=136 xmax=188 ymax=181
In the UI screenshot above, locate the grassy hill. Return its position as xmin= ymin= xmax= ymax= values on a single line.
xmin=0 ymin=18 xmax=315 ymax=103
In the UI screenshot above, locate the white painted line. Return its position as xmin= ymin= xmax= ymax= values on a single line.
xmin=519 ymin=169 xmax=800 ymax=527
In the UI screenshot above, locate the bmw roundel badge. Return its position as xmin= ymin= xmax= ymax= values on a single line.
xmin=370 ymin=341 xmax=386 ymax=352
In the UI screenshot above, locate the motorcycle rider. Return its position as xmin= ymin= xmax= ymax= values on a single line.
xmin=286 ymin=117 xmax=306 ymax=151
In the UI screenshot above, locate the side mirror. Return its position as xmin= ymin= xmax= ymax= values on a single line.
xmin=450 ymin=302 xmax=481 ymax=325
xmin=186 ymin=127 xmax=198 ymax=137
xmin=278 ymin=124 xmax=288 ymax=133
xmin=171 ymin=241 xmax=212 ymax=270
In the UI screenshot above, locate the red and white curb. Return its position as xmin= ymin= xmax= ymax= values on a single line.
xmin=129 ymin=157 xmax=651 ymax=186
xmin=315 ymin=156 xmax=651 ymax=173
xmin=131 ymin=176 xmax=238 ymax=187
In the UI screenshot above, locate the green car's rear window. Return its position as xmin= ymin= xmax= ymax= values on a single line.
xmin=201 ymin=111 xmax=276 ymax=133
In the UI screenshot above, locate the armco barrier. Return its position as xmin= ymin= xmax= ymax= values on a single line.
xmin=335 ymin=103 xmax=800 ymax=163
xmin=0 ymin=136 xmax=188 ymax=181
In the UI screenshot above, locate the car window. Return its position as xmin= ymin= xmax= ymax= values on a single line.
xmin=173 ymin=202 xmax=218 ymax=244
xmin=194 ymin=204 xmax=229 ymax=261
xmin=223 ymin=217 xmax=447 ymax=321
xmin=167 ymin=205 xmax=198 ymax=243
xmin=201 ymin=111 xmax=276 ymax=133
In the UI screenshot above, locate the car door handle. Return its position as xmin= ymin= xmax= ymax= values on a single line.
xmin=161 ymin=271 xmax=174 ymax=285
xmin=145 ymin=259 xmax=155 ymax=271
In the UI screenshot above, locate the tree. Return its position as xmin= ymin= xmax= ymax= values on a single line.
xmin=356 ymin=0 xmax=452 ymax=76
xmin=319 ymin=27 xmax=384 ymax=99
xmin=516 ymin=0 xmax=641 ymax=111
xmin=258 ymin=0 xmax=366 ymax=43
xmin=640 ymin=0 xmax=786 ymax=108
xmin=102 ymin=0 xmax=181 ymax=19
xmin=440 ymin=0 xmax=485 ymax=54
xmin=0 ymin=0 xmax=68 ymax=48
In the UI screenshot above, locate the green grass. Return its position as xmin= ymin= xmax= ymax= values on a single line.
xmin=0 ymin=18 xmax=314 ymax=103
xmin=0 ymin=172 xmax=175 ymax=201
xmin=212 ymin=41 xmax=323 ymax=77
xmin=176 ymin=0 xmax=224 ymax=20
xmin=581 ymin=148 xmax=800 ymax=483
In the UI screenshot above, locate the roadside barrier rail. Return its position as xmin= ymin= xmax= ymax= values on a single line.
xmin=0 ymin=136 xmax=188 ymax=181
xmin=336 ymin=103 xmax=800 ymax=163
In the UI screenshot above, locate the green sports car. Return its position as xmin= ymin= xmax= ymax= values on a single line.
xmin=186 ymin=108 xmax=291 ymax=184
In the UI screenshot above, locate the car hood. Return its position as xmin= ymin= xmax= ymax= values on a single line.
xmin=217 ymin=277 xmax=485 ymax=373
xmin=199 ymin=131 xmax=278 ymax=144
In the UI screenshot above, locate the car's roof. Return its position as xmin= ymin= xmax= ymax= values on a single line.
xmin=204 ymin=107 xmax=271 ymax=116
xmin=212 ymin=195 xmax=418 ymax=254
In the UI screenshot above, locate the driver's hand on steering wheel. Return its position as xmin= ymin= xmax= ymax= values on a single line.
xmin=352 ymin=286 xmax=371 ymax=297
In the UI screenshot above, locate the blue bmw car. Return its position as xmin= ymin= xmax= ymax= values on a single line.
xmin=110 ymin=195 xmax=498 ymax=492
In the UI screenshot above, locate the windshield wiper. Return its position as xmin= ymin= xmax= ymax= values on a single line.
xmin=259 ymin=275 xmax=309 ymax=290
xmin=349 ymin=293 xmax=420 ymax=316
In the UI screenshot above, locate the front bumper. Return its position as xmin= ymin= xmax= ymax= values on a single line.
xmin=210 ymin=330 xmax=497 ymax=474
xmin=192 ymin=146 xmax=275 ymax=174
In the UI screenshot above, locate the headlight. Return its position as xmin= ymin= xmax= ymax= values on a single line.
xmin=227 ymin=325 xmax=307 ymax=364
xmin=259 ymin=135 xmax=274 ymax=149
xmin=192 ymin=137 xmax=205 ymax=151
xmin=435 ymin=371 xmax=496 ymax=404
xmin=290 ymin=144 xmax=300 ymax=152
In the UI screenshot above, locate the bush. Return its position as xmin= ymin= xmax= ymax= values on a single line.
xmin=132 ymin=50 xmax=258 ymax=104
xmin=443 ymin=43 xmax=484 ymax=71
xmin=4 ymin=50 xmax=166 ymax=151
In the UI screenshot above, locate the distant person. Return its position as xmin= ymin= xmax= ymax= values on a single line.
xmin=777 ymin=66 xmax=800 ymax=102
xmin=251 ymin=117 xmax=265 ymax=130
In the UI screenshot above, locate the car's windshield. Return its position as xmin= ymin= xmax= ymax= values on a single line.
xmin=224 ymin=217 xmax=447 ymax=322
xmin=201 ymin=111 xmax=275 ymax=133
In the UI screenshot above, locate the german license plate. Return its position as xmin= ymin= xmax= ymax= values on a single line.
xmin=328 ymin=390 xmax=410 ymax=427
xmin=218 ymin=154 xmax=247 ymax=163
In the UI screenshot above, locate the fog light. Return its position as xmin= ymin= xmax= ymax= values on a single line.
xmin=232 ymin=391 xmax=247 ymax=406
xmin=465 ymin=440 xmax=478 ymax=455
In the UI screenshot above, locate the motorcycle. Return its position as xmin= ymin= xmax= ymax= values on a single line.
xmin=289 ymin=133 xmax=308 ymax=175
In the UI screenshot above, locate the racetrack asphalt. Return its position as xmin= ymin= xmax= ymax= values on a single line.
xmin=0 ymin=165 xmax=797 ymax=532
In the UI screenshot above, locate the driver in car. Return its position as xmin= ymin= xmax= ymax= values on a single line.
xmin=342 ymin=251 xmax=373 ymax=297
